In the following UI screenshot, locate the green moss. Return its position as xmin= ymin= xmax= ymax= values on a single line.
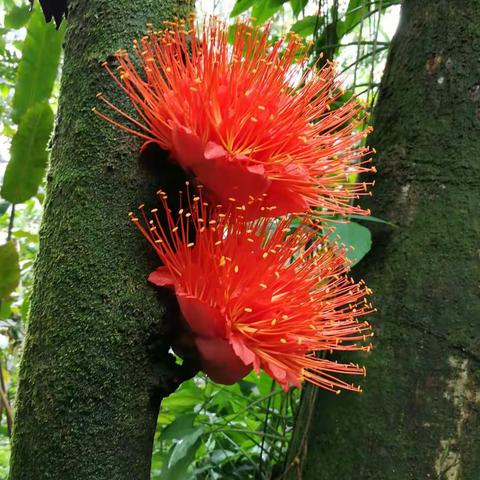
xmin=286 ymin=1 xmax=480 ymax=478
xmin=9 ymin=0 xmax=194 ymax=479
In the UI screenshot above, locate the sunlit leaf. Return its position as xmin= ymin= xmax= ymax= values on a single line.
xmin=230 ymin=0 xmax=256 ymax=17
xmin=1 ymin=102 xmax=54 ymax=203
xmin=161 ymin=381 xmax=204 ymax=413
xmin=0 ymin=241 xmax=20 ymax=300
xmin=161 ymin=414 xmax=198 ymax=441
xmin=290 ymin=15 xmax=321 ymax=38
xmin=0 ymin=302 xmax=12 ymax=320
xmin=161 ymin=428 xmax=203 ymax=480
xmin=337 ymin=0 xmax=368 ymax=38
xmin=4 ymin=5 xmax=31 ymax=29
xmin=11 ymin=5 xmax=64 ymax=124
xmin=168 ymin=427 xmax=203 ymax=469
xmin=12 ymin=230 xmax=39 ymax=243
xmin=290 ymin=0 xmax=308 ymax=17
xmin=327 ymin=221 xmax=372 ymax=266
xmin=251 ymin=0 xmax=287 ymax=25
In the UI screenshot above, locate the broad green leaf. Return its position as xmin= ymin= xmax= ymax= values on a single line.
xmin=230 ymin=0 xmax=256 ymax=17
xmin=290 ymin=0 xmax=308 ymax=17
xmin=4 ymin=5 xmax=31 ymax=29
xmin=168 ymin=427 xmax=203 ymax=469
xmin=161 ymin=381 xmax=204 ymax=413
xmin=161 ymin=414 xmax=198 ymax=441
xmin=328 ymin=221 xmax=372 ymax=266
xmin=161 ymin=428 xmax=203 ymax=480
xmin=290 ymin=15 xmax=321 ymax=38
xmin=1 ymin=102 xmax=54 ymax=203
xmin=0 ymin=241 xmax=20 ymax=300
xmin=1 ymin=0 xmax=16 ymax=8
xmin=252 ymin=0 xmax=287 ymax=25
xmin=337 ymin=0 xmax=367 ymax=38
xmin=12 ymin=229 xmax=39 ymax=243
xmin=349 ymin=213 xmax=396 ymax=227
xmin=0 ymin=202 xmax=10 ymax=217
xmin=210 ymin=449 xmax=236 ymax=464
xmin=0 ymin=302 xmax=12 ymax=320
xmin=11 ymin=5 xmax=64 ymax=123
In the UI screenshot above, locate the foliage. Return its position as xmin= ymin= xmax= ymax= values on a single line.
xmin=0 ymin=0 xmax=399 ymax=478
xmin=1 ymin=101 xmax=53 ymax=202
xmin=152 ymin=373 xmax=299 ymax=479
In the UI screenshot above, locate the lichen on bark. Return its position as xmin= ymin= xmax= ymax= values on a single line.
xmin=9 ymin=1 xmax=194 ymax=479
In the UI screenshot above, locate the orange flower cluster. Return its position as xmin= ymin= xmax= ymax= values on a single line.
xmin=96 ymin=18 xmax=375 ymax=393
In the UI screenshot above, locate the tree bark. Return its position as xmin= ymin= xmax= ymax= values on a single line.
xmin=9 ymin=0 xmax=193 ymax=478
xmin=284 ymin=1 xmax=480 ymax=479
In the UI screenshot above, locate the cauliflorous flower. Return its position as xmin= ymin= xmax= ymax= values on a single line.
xmin=130 ymin=187 xmax=374 ymax=392
xmin=96 ymin=17 xmax=374 ymax=219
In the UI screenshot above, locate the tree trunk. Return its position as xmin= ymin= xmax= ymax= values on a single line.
xmin=284 ymin=1 xmax=480 ymax=479
xmin=9 ymin=1 xmax=193 ymax=478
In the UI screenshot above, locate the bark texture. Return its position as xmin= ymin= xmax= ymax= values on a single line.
xmin=285 ymin=1 xmax=480 ymax=479
xmin=9 ymin=1 xmax=193 ymax=478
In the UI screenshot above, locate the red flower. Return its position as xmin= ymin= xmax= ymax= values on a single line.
xmin=96 ymin=18 xmax=374 ymax=219
xmin=130 ymin=187 xmax=374 ymax=393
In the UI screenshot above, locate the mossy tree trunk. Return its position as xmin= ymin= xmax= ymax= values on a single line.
xmin=284 ymin=1 xmax=480 ymax=479
xmin=9 ymin=0 xmax=193 ymax=478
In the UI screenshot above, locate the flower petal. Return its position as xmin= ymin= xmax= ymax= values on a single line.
xmin=230 ymin=335 xmax=257 ymax=366
xmin=264 ymin=180 xmax=310 ymax=216
xmin=177 ymin=294 xmax=226 ymax=338
xmin=193 ymin=154 xmax=270 ymax=205
xmin=195 ymin=336 xmax=252 ymax=384
xmin=171 ymin=124 xmax=205 ymax=168
xmin=148 ymin=267 xmax=175 ymax=288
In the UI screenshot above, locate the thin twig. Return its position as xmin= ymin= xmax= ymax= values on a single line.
xmin=6 ymin=203 xmax=15 ymax=242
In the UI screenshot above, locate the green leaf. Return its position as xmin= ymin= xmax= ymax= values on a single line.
xmin=4 ymin=5 xmax=31 ymax=29
xmin=290 ymin=0 xmax=308 ymax=17
xmin=161 ymin=381 xmax=204 ymax=413
xmin=1 ymin=102 xmax=54 ymax=203
xmin=0 ymin=301 xmax=12 ymax=320
xmin=337 ymin=0 xmax=367 ymax=38
xmin=11 ymin=5 xmax=64 ymax=124
xmin=162 ymin=428 xmax=203 ymax=480
xmin=230 ymin=0 xmax=257 ymax=17
xmin=290 ymin=15 xmax=321 ymax=38
xmin=161 ymin=414 xmax=198 ymax=441
xmin=0 ymin=241 xmax=20 ymax=300
xmin=328 ymin=221 xmax=372 ymax=266
xmin=349 ymin=213 xmax=396 ymax=227
xmin=12 ymin=229 xmax=39 ymax=243
xmin=0 ymin=202 xmax=10 ymax=217
xmin=168 ymin=427 xmax=203 ymax=469
xmin=252 ymin=0 xmax=287 ymax=25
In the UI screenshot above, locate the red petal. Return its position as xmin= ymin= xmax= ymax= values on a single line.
xmin=171 ymin=124 xmax=205 ymax=168
xmin=192 ymin=152 xmax=270 ymax=205
xmin=264 ymin=180 xmax=309 ymax=216
xmin=177 ymin=294 xmax=226 ymax=338
xmin=264 ymin=362 xmax=302 ymax=391
xmin=195 ymin=336 xmax=252 ymax=384
xmin=148 ymin=267 xmax=175 ymax=288
xmin=230 ymin=335 xmax=257 ymax=366
xmin=204 ymin=141 xmax=227 ymax=160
